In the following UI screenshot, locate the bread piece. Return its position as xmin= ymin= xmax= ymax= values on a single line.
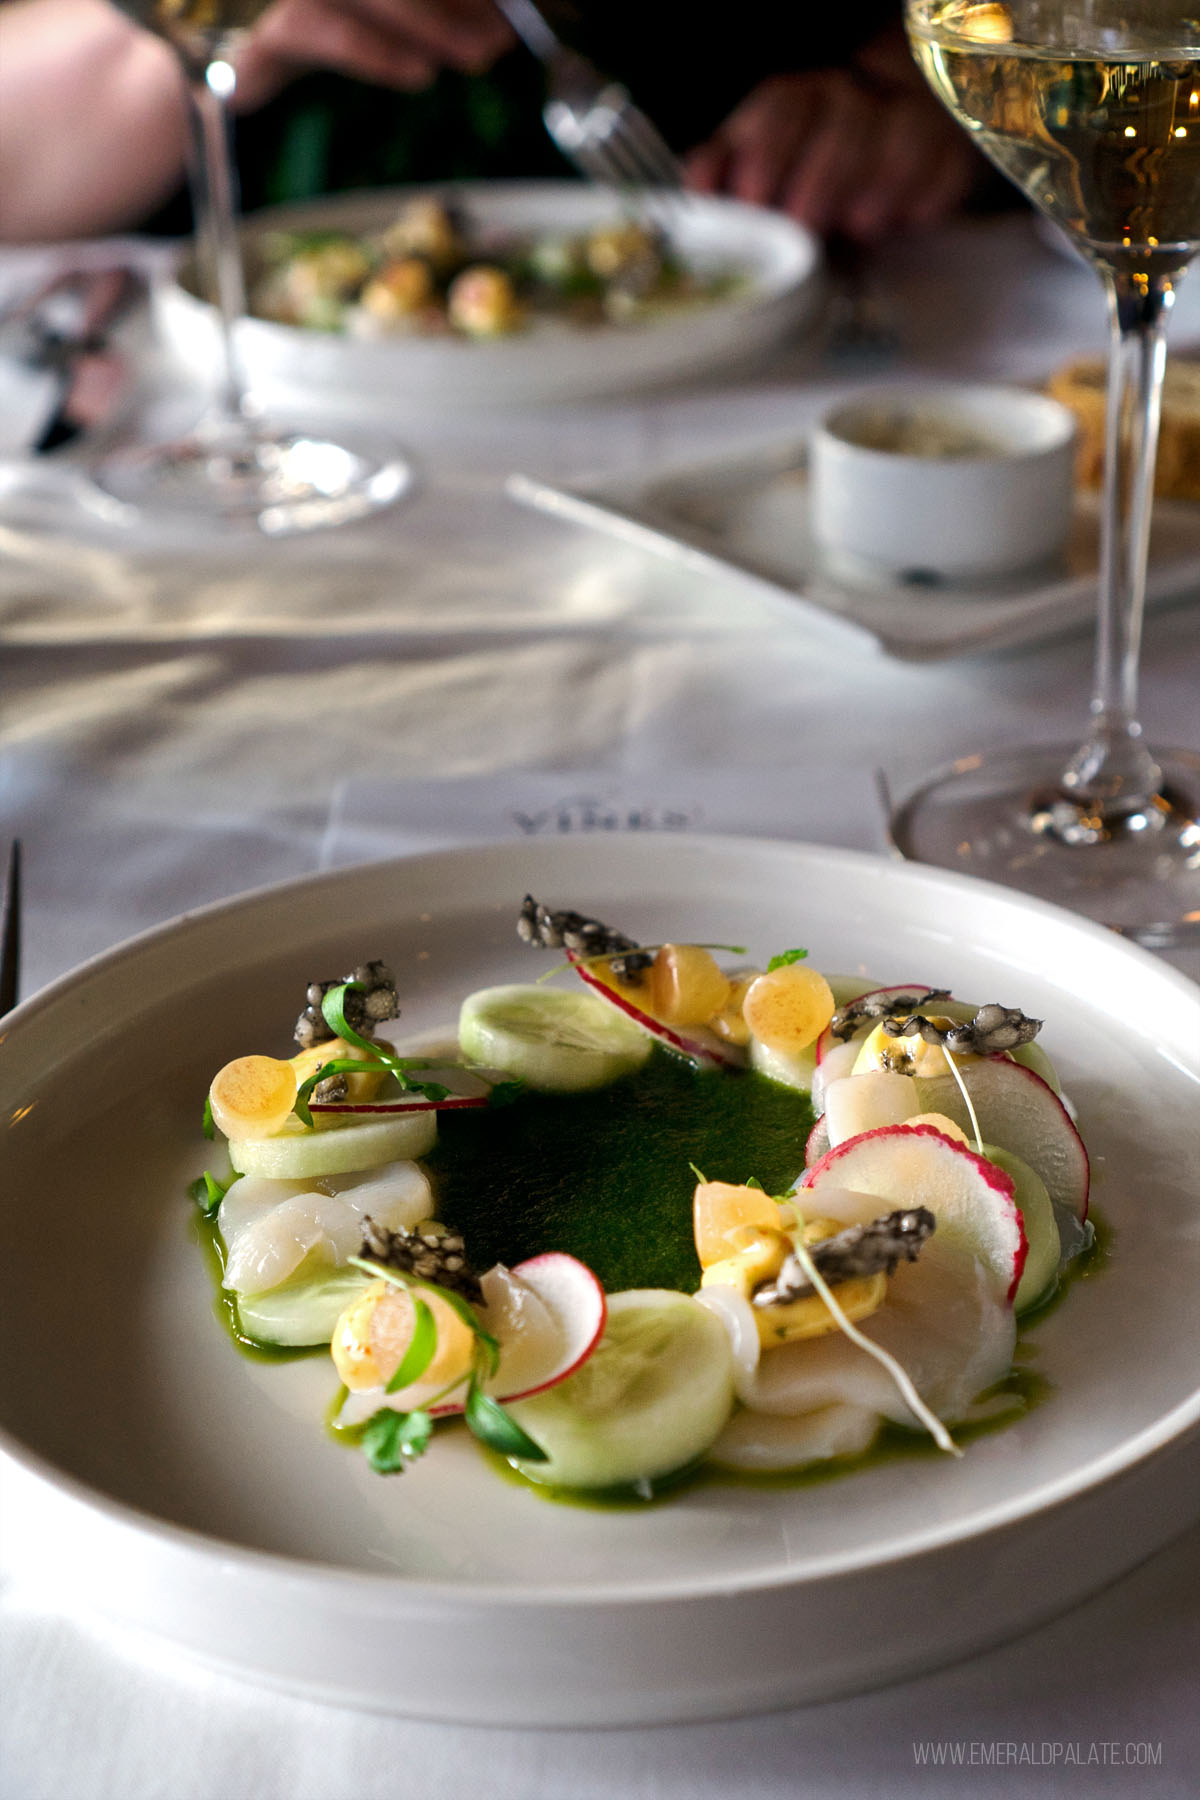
xmin=1048 ymin=354 xmax=1200 ymax=500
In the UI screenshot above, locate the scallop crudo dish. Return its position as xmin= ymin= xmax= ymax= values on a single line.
xmin=194 ymin=897 xmax=1093 ymax=1494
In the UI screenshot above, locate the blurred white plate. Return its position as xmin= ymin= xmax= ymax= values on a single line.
xmin=1 ymin=836 xmax=1198 ymax=1724
xmin=508 ymin=435 xmax=1200 ymax=660
xmin=154 ymin=183 xmax=822 ymax=409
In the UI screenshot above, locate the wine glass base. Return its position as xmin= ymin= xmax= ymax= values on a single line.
xmin=96 ymin=420 xmax=414 ymax=535
xmin=887 ymin=744 xmax=1200 ymax=948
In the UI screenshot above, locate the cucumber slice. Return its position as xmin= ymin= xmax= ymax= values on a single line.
xmin=1009 ymin=1038 xmax=1062 ymax=1096
xmin=228 ymin=1110 xmax=437 ymax=1180
xmin=983 ymin=1144 xmax=1060 ymax=1314
xmin=750 ymin=1036 xmax=822 ymax=1091
xmin=234 ymin=1263 xmax=376 ymax=1347
xmin=504 ymin=1289 xmax=735 ymax=1488
xmin=458 ymin=984 xmax=653 ymax=1093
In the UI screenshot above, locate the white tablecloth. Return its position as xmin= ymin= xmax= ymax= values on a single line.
xmin=1 ymin=213 xmax=1198 ymax=1799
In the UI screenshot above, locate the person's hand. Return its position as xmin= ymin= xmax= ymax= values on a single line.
xmin=236 ymin=0 xmax=515 ymax=109
xmin=684 ymin=62 xmax=979 ymax=242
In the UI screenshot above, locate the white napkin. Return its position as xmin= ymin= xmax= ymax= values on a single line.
xmin=321 ymin=766 xmax=887 ymax=868
xmin=0 ymin=352 xmax=57 ymax=457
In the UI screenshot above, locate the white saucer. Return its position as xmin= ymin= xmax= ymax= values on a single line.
xmin=508 ymin=437 xmax=1200 ymax=661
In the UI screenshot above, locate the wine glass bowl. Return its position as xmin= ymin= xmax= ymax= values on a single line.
xmin=97 ymin=0 xmax=413 ymax=531
xmin=896 ymin=0 xmax=1200 ymax=944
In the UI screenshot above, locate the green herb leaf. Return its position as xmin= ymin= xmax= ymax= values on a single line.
xmin=361 ymin=1406 xmax=434 ymax=1475
xmin=385 ymin=1297 xmax=438 ymax=1392
xmin=188 ymin=1169 xmax=235 ymax=1218
xmin=317 ymin=983 xmax=454 ymax=1096
xmin=464 ymin=1381 xmax=548 ymax=1462
xmin=487 ymin=1080 xmax=525 ymax=1108
xmin=320 ymin=982 xmax=412 ymax=1075
xmin=766 ymin=947 xmax=809 ymax=972
xmin=350 ymin=1256 xmax=492 ymax=1347
xmin=201 ymin=1094 xmax=215 ymax=1140
xmin=293 ymin=1073 xmax=318 ymax=1129
xmin=472 ymin=1330 xmax=501 ymax=1381
xmin=320 ymin=979 xmax=374 ymax=1052
xmin=292 ymin=1054 xmax=396 ymax=1126
xmin=688 ymin=1161 xmax=708 ymax=1185
xmin=744 ymin=1175 xmax=763 ymax=1190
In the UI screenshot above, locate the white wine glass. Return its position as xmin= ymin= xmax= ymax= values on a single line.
xmin=98 ymin=0 xmax=413 ymax=533
xmin=893 ymin=0 xmax=1200 ymax=946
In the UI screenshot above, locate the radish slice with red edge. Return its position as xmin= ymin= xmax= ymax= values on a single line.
xmin=913 ymin=1059 xmax=1090 ymax=1224
xmin=569 ymin=951 xmax=744 ymax=1068
xmin=310 ymin=1094 xmax=491 ymax=1115
xmin=800 ymin=1122 xmax=1027 ymax=1306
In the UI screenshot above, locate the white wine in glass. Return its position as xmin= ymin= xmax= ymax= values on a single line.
xmin=99 ymin=0 xmax=413 ymax=532
xmin=896 ymin=0 xmax=1200 ymax=945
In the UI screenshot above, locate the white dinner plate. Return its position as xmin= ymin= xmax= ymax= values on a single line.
xmin=1 ymin=836 xmax=1198 ymax=1725
xmin=154 ymin=183 xmax=822 ymax=409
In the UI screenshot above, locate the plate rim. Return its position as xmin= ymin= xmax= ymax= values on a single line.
xmin=3 ymin=833 xmax=1199 ymax=1609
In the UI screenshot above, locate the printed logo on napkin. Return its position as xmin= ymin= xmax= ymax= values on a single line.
xmin=322 ymin=769 xmax=882 ymax=868
xmin=509 ymin=796 xmax=699 ymax=836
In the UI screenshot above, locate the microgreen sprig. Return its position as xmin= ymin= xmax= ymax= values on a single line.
xmin=288 ymin=980 xmax=463 ymax=1124
xmin=362 ymin=1407 xmax=434 ymax=1474
xmin=766 ymin=947 xmax=808 ymax=972
xmin=385 ymin=1296 xmax=438 ymax=1392
xmin=464 ymin=1380 xmax=546 ymax=1461
xmin=188 ymin=1168 xmax=238 ymax=1218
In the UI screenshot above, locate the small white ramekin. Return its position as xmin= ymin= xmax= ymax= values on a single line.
xmin=809 ymin=383 xmax=1078 ymax=583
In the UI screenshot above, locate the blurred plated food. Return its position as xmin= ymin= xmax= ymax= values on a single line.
xmin=155 ymin=181 xmax=822 ymax=408
xmin=252 ymin=195 xmax=741 ymax=339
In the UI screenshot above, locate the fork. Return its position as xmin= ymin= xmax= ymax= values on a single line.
xmin=1 ymin=841 xmax=21 ymax=1016
xmin=494 ymin=0 xmax=684 ymax=192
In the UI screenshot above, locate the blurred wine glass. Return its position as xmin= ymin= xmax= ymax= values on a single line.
xmin=892 ymin=0 xmax=1200 ymax=945
xmin=98 ymin=0 xmax=413 ymax=533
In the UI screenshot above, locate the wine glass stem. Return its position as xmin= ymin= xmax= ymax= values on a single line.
xmin=1066 ymin=267 xmax=1177 ymax=811
xmin=186 ymin=56 xmax=253 ymax=427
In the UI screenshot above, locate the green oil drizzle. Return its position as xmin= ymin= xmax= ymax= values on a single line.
xmin=476 ymin=1217 xmax=1110 ymax=1511
xmin=478 ymin=1365 xmax=1055 ymax=1511
xmin=1017 ymin=1206 xmax=1111 ymax=1329
xmin=190 ymin=1209 xmax=323 ymax=1363
xmin=424 ymin=1046 xmax=814 ymax=1294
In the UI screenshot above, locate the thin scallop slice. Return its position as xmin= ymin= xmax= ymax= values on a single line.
xmin=730 ymin=1224 xmax=1014 ymax=1430
xmin=327 ymin=1159 xmax=433 ymax=1230
xmin=222 ymin=1190 xmax=364 ymax=1295
xmin=709 ymin=1401 xmax=880 ymax=1471
xmin=219 ymin=1160 xmax=433 ymax=1297
xmin=216 ymin=1174 xmax=313 ymax=1242
xmin=699 ymin=1177 xmax=1016 ymax=1463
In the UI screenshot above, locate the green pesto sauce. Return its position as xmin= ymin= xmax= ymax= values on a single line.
xmin=423 ymin=1046 xmax=815 ymax=1295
